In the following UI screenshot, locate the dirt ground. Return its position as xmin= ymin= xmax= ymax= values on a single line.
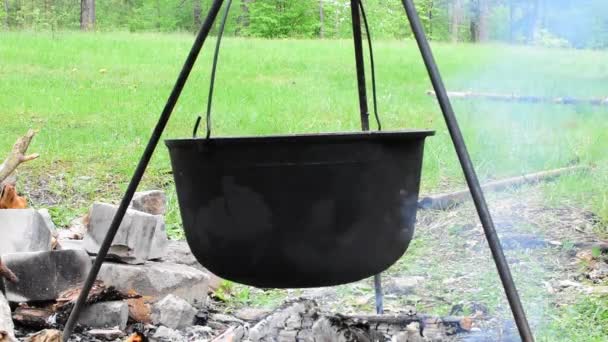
xmin=217 ymin=186 xmax=607 ymax=341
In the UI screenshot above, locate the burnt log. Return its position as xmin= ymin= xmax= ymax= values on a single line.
xmin=427 ymin=90 xmax=608 ymax=107
xmin=418 ymin=165 xmax=589 ymax=210
xmin=12 ymin=307 xmax=55 ymax=331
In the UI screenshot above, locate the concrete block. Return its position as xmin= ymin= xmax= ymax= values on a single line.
xmin=98 ymin=261 xmax=209 ymax=308
xmin=0 ymin=209 xmax=52 ymax=255
xmin=83 ymin=202 xmax=167 ymax=264
xmin=1 ymin=249 xmax=91 ymax=302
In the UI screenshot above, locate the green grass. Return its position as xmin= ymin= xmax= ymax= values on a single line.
xmin=1 ymin=31 xmax=607 ymax=340
xmin=1 ymin=31 xmax=606 ymax=232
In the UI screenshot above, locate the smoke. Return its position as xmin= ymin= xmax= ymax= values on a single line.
xmin=432 ymin=3 xmax=608 ymax=339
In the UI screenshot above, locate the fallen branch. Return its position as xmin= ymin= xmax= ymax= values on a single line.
xmin=427 ymin=90 xmax=608 ymax=107
xmin=418 ymin=165 xmax=589 ymax=210
xmin=0 ymin=129 xmax=39 ymax=186
xmin=0 ymin=259 xmax=18 ymax=284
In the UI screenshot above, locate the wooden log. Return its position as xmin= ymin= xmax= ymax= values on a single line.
xmin=12 ymin=307 xmax=55 ymax=331
xmin=418 ymin=165 xmax=589 ymax=210
xmin=0 ymin=129 xmax=39 ymax=186
xmin=0 ymin=259 xmax=18 ymax=284
xmin=427 ymin=90 xmax=608 ymax=106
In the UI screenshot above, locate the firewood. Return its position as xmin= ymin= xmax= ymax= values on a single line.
xmin=0 ymin=129 xmax=39 ymax=180
xmin=23 ymin=329 xmax=62 ymax=342
xmin=12 ymin=307 xmax=54 ymax=330
xmin=125 ymin=331 xmax=148 ymax=342
xmin=427 ymin=90 xmax=608 ymax=106
xmin=0 ymin=259 xmax=18 ymax=284
xmin=0 ymin=184 xmax=27 ymax=209
xmin=0 ymin=129 xmax=39 ymax=186
xmin=53 ymin=280 xmax=140 ymax=325
xmin=418 ymin=165 xmax=589 ymax=210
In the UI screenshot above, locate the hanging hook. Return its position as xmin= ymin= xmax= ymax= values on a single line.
xmin=358 ymin=0 xmax=382 ymax=131
xmin=193 ymin=0 xmax=233 ymax=139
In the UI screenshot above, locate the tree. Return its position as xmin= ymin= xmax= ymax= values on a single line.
xmin=80 ymin=0 xmax=95 ymax=31
xmin=2 ymin=0 xmax=9 ymax=28
xmin=470 ymin=0 xmax=489 ymax=42
xmin=450 ymin=0 xmax=463 ymax=42
xmin=319 ymin=0 xmax=324 ymax=38
xmin=193 ymin=0 xmax=201 ymax=30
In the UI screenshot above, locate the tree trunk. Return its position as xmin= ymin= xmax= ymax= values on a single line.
xmin=193 ymin=0 xmax=201 ymax=30
xmin=509 ymin=0 xmax=514 ymax=42
xmin=478 ymin=0 xmax=489 ymax=42
xmin=237 ymin=0 xmax=252 ymax=34
xmin=3 ymin=0 xmax=9 ymax=28
xmin=450 ymin=0 xmax=463 ymax=43
xmin=531 ymin=0 xmax=545 ymax=41
xmin=80 ymin=0 xmax=95 ymax=31
xmin=319 ymin=0 xmax=324 ymax=39
xmin=470 ymin=0 xmax=489 ymax=42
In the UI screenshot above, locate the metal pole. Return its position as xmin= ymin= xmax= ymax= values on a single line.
xmin=350 ymin=0 xmax=370 ymax=131
xmin=61 ymin=0 xmax=226 ymax=339
xmin=374 ymin=273 xmax=384 ymax=314
xmin=399 ymin=1 xmax=534 ymax=341
xmin=351 ymin=0 xmax=383 ymax=314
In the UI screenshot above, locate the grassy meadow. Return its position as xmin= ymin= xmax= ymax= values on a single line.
xmin=1 ymin=31 xmax=608 ymax=340
xmin=1 ymin=32 xmax=606 ymax=230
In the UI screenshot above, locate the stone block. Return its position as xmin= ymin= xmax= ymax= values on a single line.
xmin=0 ymin=292 xmax=16 ymax=341
xmin=1 ymin=249 xmax=91 ymax=302
xmin=148 ymin=215 xmax=169 ymax=261
xmin=83 ymin=202 xmax=167 ymax=264
xmin=37 ymin=209 xmax=57 ymax=236
xmin=0 ymin=209 xmax=52 ymax=255
xmin=98 ymin=261 xmax=209 ymax=307
xmin=56 ymin=239 xmax=85 ymax=251
xmin=130 ymin=190 xmax=167 ymax=216
xmin=78 ymin=301 xmax=129 ymax=330
xmin=151 ymin=295 xmax=196 ymax=330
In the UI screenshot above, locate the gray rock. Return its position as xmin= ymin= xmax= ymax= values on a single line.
xmin=163 ymin=241 xmax=223 ymax=291
xmin=130 ymin=190 xmax=167 ymax=216
xmin=184 ymin=326 xmax=214 ymax=341
xmin=1 ymin=249 xmax=91 ymax=302
xmin=79 ymin=301 xmax=129 ymax=330
xmin=151 ymin=295 xmax=196 ymax=330
xmin=98 ymin=261 xmax=209 ymax=307
xmin=0 ymin=292 xmax=16 ymax=341
xmin=56 ymin=239 xmax=85 ymax=251
xmin=86 ymin=328 xmax=125 ymax=341
xmin=37 ymin=209 xmax=57 ymax=236
xmin=386 ymin=276 xmax=425 ymax=295
xmin=84 ymin=202 xmax=167 ymax=264
xmin=0 ymin=209 xmax=52 ymax=255
xmin=148 ymin=215 xmax=169 ymax=261
xmin=151 ymin=326 xmax=184 ymax=342
xmin=234 ymin=308 xmax=272 ymax=322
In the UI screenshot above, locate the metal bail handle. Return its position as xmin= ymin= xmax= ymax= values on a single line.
xmin=193 ymin=0 xmax=233 ymax=139
xmin=194 ymin=0 xmax=382 ymax=139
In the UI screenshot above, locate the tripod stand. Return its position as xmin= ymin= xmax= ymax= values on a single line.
xmin=61 ymin=1 xmax=535 ymax=341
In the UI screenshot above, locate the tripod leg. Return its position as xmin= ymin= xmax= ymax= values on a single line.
xmin=350 ymin=0 xmax=370 ymax=131
xmin=374 ymin=274 xmax=384 ymax=314
xmin=399 ymin=1 xmax=534 ymax=341
xmin=61 ymin=1 xmax=227 ymax=340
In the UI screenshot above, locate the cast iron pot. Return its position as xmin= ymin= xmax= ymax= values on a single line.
xmin=165 ymin=130 xmax=434 ymax=288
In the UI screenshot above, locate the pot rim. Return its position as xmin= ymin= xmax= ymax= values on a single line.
xmin=165 ymin=129 xmax=435 ymax=147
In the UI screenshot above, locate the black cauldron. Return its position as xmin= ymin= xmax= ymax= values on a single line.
xmin=165 ymin=130 xmax=433 ymax=288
